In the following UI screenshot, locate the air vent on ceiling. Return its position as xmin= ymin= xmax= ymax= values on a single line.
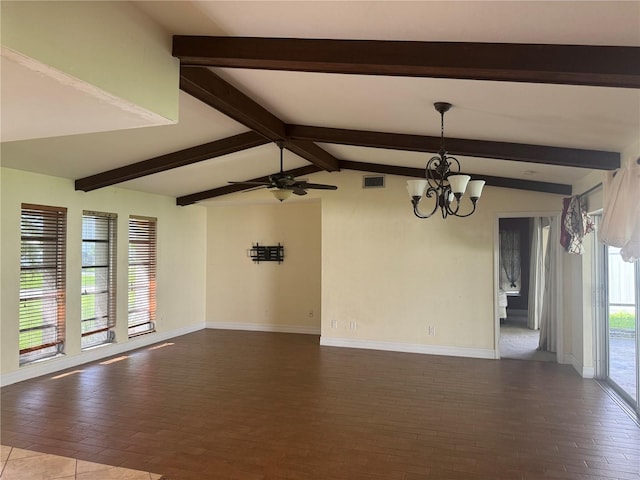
xmin=362 ymin=175 xmax=385 ymax=189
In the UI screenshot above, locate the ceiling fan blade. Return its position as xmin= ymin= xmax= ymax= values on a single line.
xmin=242 ymin=185 xmax=268 ymax=193
xmin=297 ymin=182 xmax=338 ymax=190
xmin=228 ymin=181 xmax=272 ymax=186
xmin=226 ymin=142 xmax=335 ymax=200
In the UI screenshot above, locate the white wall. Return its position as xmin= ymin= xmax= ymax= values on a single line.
xmin=1 ymin=1 xmax=178 ymax=123
xmin=0 ymin=168 xmax=207 ymax=383
xmin=206 ymin=200 xmax=321 ymax=334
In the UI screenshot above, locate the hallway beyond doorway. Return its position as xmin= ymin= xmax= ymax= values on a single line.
xmin=500 ymin=314 xmax=556 ymax=362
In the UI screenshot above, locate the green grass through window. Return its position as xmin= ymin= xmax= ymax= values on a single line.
xmin=609 ymin=311 xmax=636 ymax=330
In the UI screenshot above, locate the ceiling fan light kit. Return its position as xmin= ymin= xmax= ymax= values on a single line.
xmin=407 ymin=102 xmax=485 ymax=219
xmin=271 ymin=188 xmax=293 ymax=202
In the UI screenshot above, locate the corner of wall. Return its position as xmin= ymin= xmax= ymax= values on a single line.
xmin=564 ymin=353 xmax=595 ymax=378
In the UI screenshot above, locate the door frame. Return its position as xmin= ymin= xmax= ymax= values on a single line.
xmin=596 ymin=237 xmax=640 ymax=414
xmin=494 ymin=211 xmax=563 ymax=362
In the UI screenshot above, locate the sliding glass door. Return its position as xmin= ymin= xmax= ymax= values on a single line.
xmin=605 ymin=245 xmax=639 ymax=408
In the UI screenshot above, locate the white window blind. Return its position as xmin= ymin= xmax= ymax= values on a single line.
xmin=82 ymin=211 xmax=117 ymax=350
xmin=128 ymin=216 xmax=157 ymax=337
xmin=20 ymin=204 xmax=67 ymax=365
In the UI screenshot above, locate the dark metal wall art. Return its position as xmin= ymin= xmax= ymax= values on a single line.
xmin=250 ymin=243 xmax=284 ymax=263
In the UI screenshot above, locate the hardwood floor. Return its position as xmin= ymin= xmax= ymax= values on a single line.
xmin=1 ymin=330 xmax=639 ymax=480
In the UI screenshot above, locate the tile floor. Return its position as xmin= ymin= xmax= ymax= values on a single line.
xmin=0 ymin=445 xmax=164 ymax=480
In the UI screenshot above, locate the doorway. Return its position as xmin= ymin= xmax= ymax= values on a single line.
xmin=495 ymin=214 xmax=561 ymax=362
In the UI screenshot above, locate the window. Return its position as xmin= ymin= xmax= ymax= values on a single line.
xmin=128 ymin=216 xmax=157 ymax=337
xmin=81 ymin=211 xmax=117 ymax=350
xmin=499 ymin=229 xmax=522 ymax=295
xmin=20 ymin=204 xmax=67 ymax=365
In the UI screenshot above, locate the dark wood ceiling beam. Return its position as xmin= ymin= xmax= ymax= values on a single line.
xmin=180 ymin=66 xmax=340 ymax=171
xmin=289 ymin=124 xmax=431 ymax=151
xmin=177 ymin=164 xmax=322 ymax=206
xmin=283 ymin=140 xmax=341 ymax=172
xmin=340 ymin=160 xmax=572 ymax=195
xmin=75 ymin=131 xmax=268 ymax=192
xmin=180 ymin=66 xmax=286 ymax=140
xmin=288 ymin=125 xmax=620 ymax=170
xmin=173 ymin=36 xmax=640 ymax=89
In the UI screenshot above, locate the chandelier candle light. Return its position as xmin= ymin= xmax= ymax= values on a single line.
xmin=407 ymin=102 xmax=485 ymax=219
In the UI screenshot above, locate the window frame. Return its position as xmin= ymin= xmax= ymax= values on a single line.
xmin=19 ymin=203 xmax=67 ymax=365
xmin=81 ymin=211 xmax=117 ymax=350
xmin=128 ymin=215 xmax=157 ymax=338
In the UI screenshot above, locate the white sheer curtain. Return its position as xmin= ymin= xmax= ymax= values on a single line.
xmin=538 ymin=217 xmax=559 ymax=352
xmin=500 ymin=230 xmax=521 ymax=290
xmin=601 ymin=162 xmax=640 ymax=262
xmin=527 ymin=218 xmax=544 ymax=330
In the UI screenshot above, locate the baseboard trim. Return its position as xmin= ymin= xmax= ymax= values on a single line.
xmin=320 ymin=337 xmax=496 ymax=359
xmin=206 ymin=321 xmax=320 ymax=335
xmin=0 ymin=323 xmax=205 ymax=387
xmin=565 ymin=353 xmax=595 ymax=378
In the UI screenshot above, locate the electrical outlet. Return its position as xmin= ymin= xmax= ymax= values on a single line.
xmin=428 ymin=325 xmax=436 ymax=336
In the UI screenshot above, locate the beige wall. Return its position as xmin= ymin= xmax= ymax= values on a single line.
xmin=206 ymin=201 xmax=321 ymax=333
xmin=1 ymin=168 xmax=207 ymax=377
xmin=204 ymin=171 xmax=568 ymax=358
xmin=315 ymin=170 xmax=562 ymax=355
xmin=1 ymin=164 xmax=600 ymax=380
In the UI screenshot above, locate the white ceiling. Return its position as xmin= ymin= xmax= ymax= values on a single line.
xmin=2 ymin=1 xmax=639 ymax=203
xmin=187 ymin=1 xmax=640 ymax=45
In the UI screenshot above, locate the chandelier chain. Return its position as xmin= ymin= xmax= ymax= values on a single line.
xmin=440 ymin=110 xmax=445 ymax=155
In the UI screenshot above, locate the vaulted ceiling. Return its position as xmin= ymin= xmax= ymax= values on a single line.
xmin=2 ymin=1 xmax=640 ymax=206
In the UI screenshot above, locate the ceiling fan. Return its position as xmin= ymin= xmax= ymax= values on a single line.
xmin=229 ymin=141 xmax=338 ymax=201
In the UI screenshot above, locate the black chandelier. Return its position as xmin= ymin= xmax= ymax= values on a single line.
xmin=406 ymin=102 xmax=485 ymax=219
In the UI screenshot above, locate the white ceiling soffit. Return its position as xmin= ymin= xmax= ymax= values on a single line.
xmin=0 ymin=47 xmax=174 ymax=143
xmin=0 ymin=91 xmax=246 ymax=179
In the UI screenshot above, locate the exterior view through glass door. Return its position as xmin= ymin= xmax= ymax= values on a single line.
xmin=606 ymin=245 xmax=639 ymax=406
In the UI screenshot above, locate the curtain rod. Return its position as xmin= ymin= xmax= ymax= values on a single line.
xmin=577 ymin=158 xmax=639 ymax=198
xmin=578 ymin=182 xmax=602 ymax=199
xmin=578 ymin=157 xmax=640 ymax=198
